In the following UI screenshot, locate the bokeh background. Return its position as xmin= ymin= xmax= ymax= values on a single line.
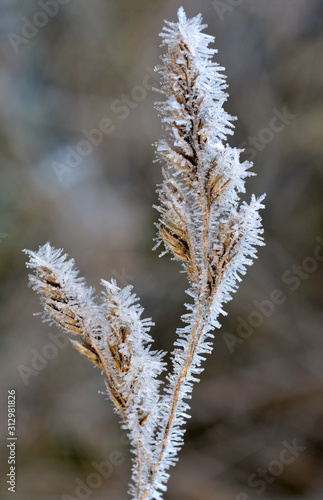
xmin=1 ymin=1 xmax=323 ymax=499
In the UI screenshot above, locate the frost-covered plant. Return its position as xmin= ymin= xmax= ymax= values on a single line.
xmin=24 ymin=7 xmax=264 ymax=500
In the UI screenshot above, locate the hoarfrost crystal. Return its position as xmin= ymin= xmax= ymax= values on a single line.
xmin=25 ymin=7 xmax=265 ymax=500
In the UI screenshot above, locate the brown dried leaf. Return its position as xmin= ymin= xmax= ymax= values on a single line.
xmin=160 ymin=227 xmax=190 ymax=262
xmin=70 ymin=339 xmax=102 ymax=368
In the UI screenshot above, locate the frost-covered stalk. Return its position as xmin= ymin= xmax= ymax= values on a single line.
xmin=24 ymin=244 xmax=165 ymax=498
xmin=137 ymin=8 xmax=265 ymax=499
xmin=24 ymin=7 xmax=264 ymax=500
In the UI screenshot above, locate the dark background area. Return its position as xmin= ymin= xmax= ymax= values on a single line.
xmin=0 ymin=1 xmax=323 ymax=499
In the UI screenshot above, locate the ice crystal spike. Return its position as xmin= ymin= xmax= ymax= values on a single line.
xmin=24 ymin=8 xmax=264 ymax=500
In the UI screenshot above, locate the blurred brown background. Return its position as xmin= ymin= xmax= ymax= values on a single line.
xmin=1 ymin=1 xmax=323 ymax=499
